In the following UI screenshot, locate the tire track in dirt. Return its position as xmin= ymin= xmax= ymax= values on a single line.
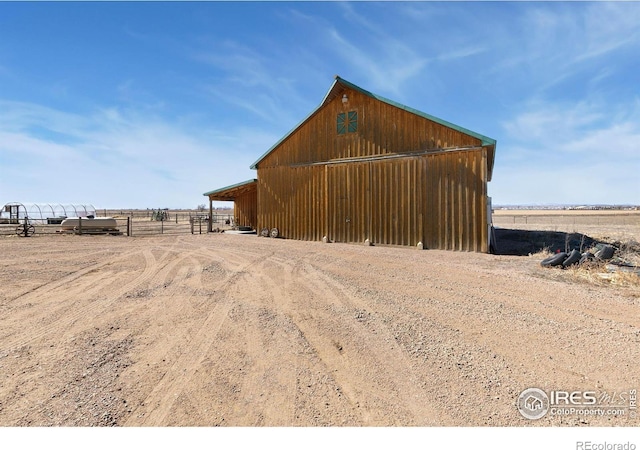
xmin=298 ymin=254 xmax=457 ymax=425
xmin=3 ymin=249 xmax=211 ymax=426
xmin=125 ymin=298 xmax=233 ymax=426
xmin=0 ymin=268 xmax=124 ymax=344
xmin=1 ymin=249 xmax=159 ymax=352
xmin=299 ymin=255 xmax=515 ymax=424
xmin=226 ymin=265 xmax=300 ymax=426
xmin=124 ymin=251 xmax=273 ymax=426
xmin=303 ymin=253 xmax=640 ymax=424
xmin=220 ymin=249 xmax=437 ymax=425
xmin=269 ymin=253 xmax=452 ymax=426
xmin=254 ymin=254 xmax=376 ymax=424
xmin=3 ymin=247 xmax=143 ymax=304
xmin=330 ymin=257 xmax=637 ymax=388
xmin=6 ymin=244 xmax=209 ymax=354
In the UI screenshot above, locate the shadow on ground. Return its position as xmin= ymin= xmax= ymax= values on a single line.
xmin=493 ymin=228 xmax=599 ymax=256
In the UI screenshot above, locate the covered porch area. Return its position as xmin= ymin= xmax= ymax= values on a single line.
xmin=203 ymin=179 xmax=257 ymax=232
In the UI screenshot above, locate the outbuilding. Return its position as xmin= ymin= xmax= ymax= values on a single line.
xmin=204 ymin=76 xmax=496 ymax=251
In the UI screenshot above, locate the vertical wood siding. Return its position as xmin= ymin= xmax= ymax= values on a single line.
xmin=257 ymin=89 xmax=483 ymax=169
xmin=254 ymin=87 xmax=491 ymax=252
xmin=234 ymin=189 xmax=257 ymax=229
xmin=257 ymin=148 xmax=488 ymax=252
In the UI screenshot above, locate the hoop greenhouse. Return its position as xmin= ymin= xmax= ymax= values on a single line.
xmin=0 ymin=202 xmax=97 ymax=224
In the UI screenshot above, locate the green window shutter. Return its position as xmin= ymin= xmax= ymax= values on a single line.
xmin=337 ymin=112 xmax=346 ymax=134
xmin=348 ymin=111 xmax=358 ymax=132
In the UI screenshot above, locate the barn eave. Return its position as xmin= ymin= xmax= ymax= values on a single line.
xmin=203 ymin=179 xmax=257 ymax=201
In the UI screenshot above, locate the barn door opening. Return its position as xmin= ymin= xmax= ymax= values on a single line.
xmin=328 ymin=164 xmax=350 ymax=243
xmin=327 ymin=163 xmax=371 ymax=244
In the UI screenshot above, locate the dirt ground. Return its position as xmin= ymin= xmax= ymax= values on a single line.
xmin=0 ymin=232 xmax=638 ymax=427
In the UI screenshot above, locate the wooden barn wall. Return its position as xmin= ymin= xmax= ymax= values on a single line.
xmin=257 ymin=148 xmax=488 ymax=252
xmin=257 ymin=88 xmax=483 ymax=169
xmin=234 ymin=189 xmax=257 ymax=228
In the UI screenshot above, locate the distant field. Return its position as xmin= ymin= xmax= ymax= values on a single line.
xmin=493 ymin=208 xmax=639 ymax=216
xmin=492 ymin=209 xmax=640 ymax=242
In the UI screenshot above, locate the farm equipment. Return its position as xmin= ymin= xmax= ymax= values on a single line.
xmin=15 ymin=217 xmax=35 ymax=237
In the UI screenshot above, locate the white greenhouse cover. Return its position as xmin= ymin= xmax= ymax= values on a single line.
xmin=0 ymin=202 xmax=97 ymax=224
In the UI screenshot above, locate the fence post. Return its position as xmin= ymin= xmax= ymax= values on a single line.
xmin=127 ymin=216 xmax=130 ymax=236
xmin=190 ymin=217 xmax=194 ymax=234
xmin=78 ymin=216 xmax=82 ymax=235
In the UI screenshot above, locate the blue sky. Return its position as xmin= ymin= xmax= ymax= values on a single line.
xmin=0 ymin=1 xmax=638 ymax=209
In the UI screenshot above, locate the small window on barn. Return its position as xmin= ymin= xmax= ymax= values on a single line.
xmin=337 ymin=111 xmax=357 ymax=135
xmin=347 ymin=111 xmax=358 ymax=132
xmin=337 ymin=112 xmax=346 ymax=134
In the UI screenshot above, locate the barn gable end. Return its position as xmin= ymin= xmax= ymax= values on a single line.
xmin=206 ymin=76 xmax=496 ymax=252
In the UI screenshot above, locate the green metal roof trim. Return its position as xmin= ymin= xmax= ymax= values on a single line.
xmin=203 ymin=179 xmax=257 ymax=197
xmin=249 ymin=106 xmax=323 ymax=170
xmin=250 ymin=76 xmax=496 ymax=169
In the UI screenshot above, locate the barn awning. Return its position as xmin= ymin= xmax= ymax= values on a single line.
xmin=203 ymin=179 xmax=257 ymax=201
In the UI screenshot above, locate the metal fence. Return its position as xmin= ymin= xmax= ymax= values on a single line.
xmin=0 ymin=213 xmax=236 ymax=238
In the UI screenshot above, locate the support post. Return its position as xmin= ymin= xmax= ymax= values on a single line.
xmin=208 ymin=197 xmax=213 ymax=233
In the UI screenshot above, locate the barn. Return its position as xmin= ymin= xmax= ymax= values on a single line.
xmin=204 ymin=76 xmax=496 ymax=252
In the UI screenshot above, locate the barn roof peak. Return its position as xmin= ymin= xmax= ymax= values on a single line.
xmin=250 ymin=76 xmax=496 ymax=170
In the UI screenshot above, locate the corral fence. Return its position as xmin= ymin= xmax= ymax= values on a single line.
xmin=0 ymin=211 xmax=235 ymax=238
xmin=121 ymin=213 xmax=233 ymax=236
xmin=103 ymin=209 xmax=233 ymax=223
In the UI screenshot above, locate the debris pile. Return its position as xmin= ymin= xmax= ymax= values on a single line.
xmin=541 ymin=244 xmax=615 ymax=268
xmin=540 ymin=242 xmax=640 ymax=276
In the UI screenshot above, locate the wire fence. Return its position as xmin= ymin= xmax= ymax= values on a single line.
xmin=492 ymin=212 xmax=640 ymax=241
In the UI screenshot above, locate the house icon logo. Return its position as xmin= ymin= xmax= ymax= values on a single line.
xmin=518 ymin=388 xmax=549 ymax=420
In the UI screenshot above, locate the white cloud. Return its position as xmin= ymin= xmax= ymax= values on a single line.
xmin=488 ymin=3 xmax=640 ymax=95
xmin=325 ymin=28 xmax=428 ymax=98
xmin=496 ymin=99 xmax=640 ymax=204
xmin=0 ymin=101 xmax=274 ymax=208
xmin=577 ymin=3 xmax=640 ymax=62
xmin=190 ymin=40 xmax=307 ymax=127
